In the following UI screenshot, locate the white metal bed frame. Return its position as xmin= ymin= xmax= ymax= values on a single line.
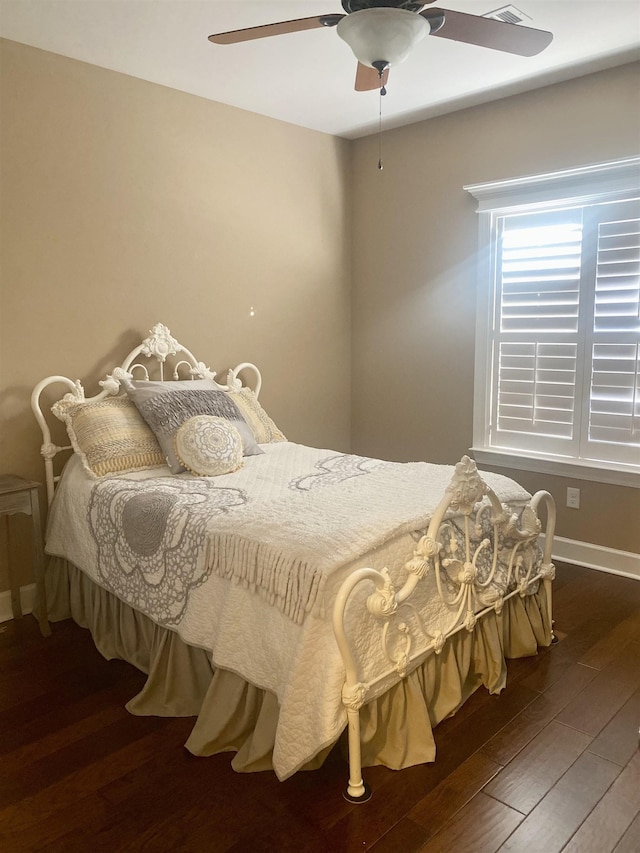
xmin=31 ymin=323 xmax=556 ymax=803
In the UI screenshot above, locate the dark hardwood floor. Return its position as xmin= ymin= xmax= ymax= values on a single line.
xmin=1 ymin=562 xmax=639 ymax=852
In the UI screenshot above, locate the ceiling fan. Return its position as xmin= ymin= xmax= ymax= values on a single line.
xmin=208 ymin=1 xmax=553 ymax=92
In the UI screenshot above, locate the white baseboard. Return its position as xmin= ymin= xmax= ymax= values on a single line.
xmin=0 ymin=583 xmax=36 ymax=624
xmin=541 ymin=534 xmax=640 ymax=580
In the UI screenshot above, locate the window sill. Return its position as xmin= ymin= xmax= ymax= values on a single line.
xmin=471 ymin=448 xmax=640 ymax=488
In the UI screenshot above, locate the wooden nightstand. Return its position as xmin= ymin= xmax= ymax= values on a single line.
xmin=0 ymin=475 xmax=50 ymax=636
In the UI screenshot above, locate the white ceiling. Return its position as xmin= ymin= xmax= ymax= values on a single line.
xmin=1 ymin=1 xmax=639 ymax=138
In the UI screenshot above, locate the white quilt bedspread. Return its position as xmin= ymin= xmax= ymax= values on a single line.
xmin=46 ymin=442 xmax=532 ymax=779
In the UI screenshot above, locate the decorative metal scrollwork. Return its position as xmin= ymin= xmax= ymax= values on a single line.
xmin=62 ymin=380 xmax=85 ymax=403
xmin=463 ymin=610 xmax=477 ymax=631
xmin=192 ymin=361 xmax=218 ymax=381
xmin=140 ymin=323 xmax=180 ymax=362
xmin=366 ymin=568 xmax=398 ymax=619
xmin=446 ymin=455 xmax=488 ymax=515
xmin=41 ymin=442 xmax=62 ymax=460
xmin=99 ymin=367 xmax=132 ymax=395
xmin=539 ymin=562 xmax=556 ymax=581
xmin=406 ymin=533 xmax=440 ymax=579
xmin=433 ymin=631 xmax=446 ymax=654
xmin=381 ymin=614 xmax=414 ymax=677
xmin=341 ymin=681 xmax=368 ymax=712
xmin=50 ymin=381 xmax=85 ymax=419
xmin=225 ymin=369 xmax=244 ymax=392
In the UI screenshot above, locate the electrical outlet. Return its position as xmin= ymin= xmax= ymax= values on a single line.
xmin=566 ymin=487 xmax=580 ymax=509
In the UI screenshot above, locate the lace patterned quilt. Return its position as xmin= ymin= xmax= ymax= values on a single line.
xmin=83 ymin=444 xmax=529 ymax=625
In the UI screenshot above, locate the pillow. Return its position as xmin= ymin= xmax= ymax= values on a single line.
xmin=174 ymin=416 xmax=243 ymax=477
xmin=228 ymin=388 xmax=286 ymax=444
xmin=124 ymin=378 xmax=263 ymax=473
xmin=52 ymin=396 xmax=165 ymax=478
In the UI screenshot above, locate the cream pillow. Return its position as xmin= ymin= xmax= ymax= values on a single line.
xmin=228 ymin=388 xmax=286 ymax=444
xmin=174 ymin=415 xmax=244 ymax=477
xmin=52 ymin=396 xmax=165 ymax=478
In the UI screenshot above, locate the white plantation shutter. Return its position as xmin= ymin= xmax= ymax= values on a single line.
xmin=482 ymin=195 xmax=639 ymax=471
xmin=584 ymin=205 xmax=640 ymax=464
xmin=466 ymin=159 xmax=640 ymax=481
xmin=491 ymin=212 xmax=583 ymax=456
xmin=496 ymin=341 xmax=577 ymax=440
xmin=588 ymin=342 xmax=639 ymax=444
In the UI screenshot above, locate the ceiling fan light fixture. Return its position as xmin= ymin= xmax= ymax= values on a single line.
xmin=337 ymin=8 xmax=430 ymax=69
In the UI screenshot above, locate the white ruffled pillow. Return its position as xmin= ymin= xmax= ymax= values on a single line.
xmin=174 ymin=415 xmax=243 ymax=477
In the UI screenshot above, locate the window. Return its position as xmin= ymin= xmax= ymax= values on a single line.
xmin=466 ymin=158 xmax=640 ymax=486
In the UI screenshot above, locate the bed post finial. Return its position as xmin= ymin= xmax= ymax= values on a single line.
xmin=445 ymin=455 xmax=489 ymax=514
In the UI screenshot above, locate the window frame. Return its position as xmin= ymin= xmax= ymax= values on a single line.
xmin=465 ymin=157 xmax=640 ymax=488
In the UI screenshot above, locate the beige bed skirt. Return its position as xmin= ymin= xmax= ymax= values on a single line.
xmin=45 ymin=557 xmax=551 ymax=776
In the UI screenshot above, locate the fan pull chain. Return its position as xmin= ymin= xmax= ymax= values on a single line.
xmin=378 ymin=69 xmax=387 ymax=171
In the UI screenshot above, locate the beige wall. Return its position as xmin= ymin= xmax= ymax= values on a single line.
xmin=1 ymin=41 xmax=638 ymax=595
xmin=350 ymin=61 xmax=640 ymax=554
xmin=0 ymin=39 xmax=352 ymax=589
xmin=352 ymin=63 xmax=640 ymax=551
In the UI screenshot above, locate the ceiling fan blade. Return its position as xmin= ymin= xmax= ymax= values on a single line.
xmin=208 ymin=15 xmax=343 ymax=45
xmin=355 ymin=63 xmax=390 ymax=92
xmin=422 ymin=8 xmax=553 ymax=56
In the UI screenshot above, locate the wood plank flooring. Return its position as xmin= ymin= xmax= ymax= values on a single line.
xmin=0 ymin=562 xmax=638 ymax=852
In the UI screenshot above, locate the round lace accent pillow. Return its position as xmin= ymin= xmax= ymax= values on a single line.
xmin=174 ymin=415 xmax=243 ymax=476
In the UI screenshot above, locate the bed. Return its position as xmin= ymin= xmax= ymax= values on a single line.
xmin=31 ymin=322 xmax=556 ymax=802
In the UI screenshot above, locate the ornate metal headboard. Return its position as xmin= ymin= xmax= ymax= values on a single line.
xmin=31 ymin=323 xmax=261 ymax=505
